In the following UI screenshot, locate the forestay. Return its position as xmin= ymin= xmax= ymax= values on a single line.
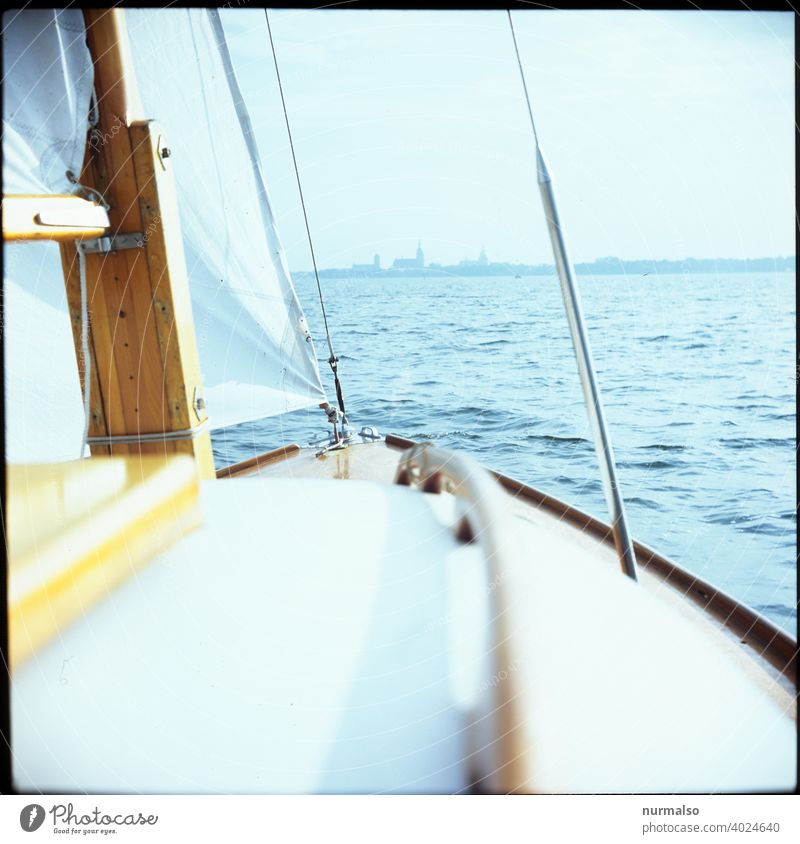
xmin=125 ymin=8 xmax=326 ymax=429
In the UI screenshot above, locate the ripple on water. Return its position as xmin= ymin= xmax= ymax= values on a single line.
xmin=618 ymin=459 xmax=679 ymax=470
xmin=527 ymin=433 xmax=591 ymax=445
xmin=719 ymin=437 xmax=795 ymax=449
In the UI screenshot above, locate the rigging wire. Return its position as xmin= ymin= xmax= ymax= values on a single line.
xmin=75 ymin=87 xmax=103 ymax=459
xmin=77 ymin=246 xmax=91 ymax=458
xmin=264 ymin=8 xmax=349 ymax=424
xmin=507 ymin=10 xmax=540 ymax=149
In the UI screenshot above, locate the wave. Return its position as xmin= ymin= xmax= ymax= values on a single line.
xmin=617 ymin=459 xmax=676 ymax=470
xmin=528 ymin=434 xmax=591 ymax=446
xmin=718 ymin=437 xmax=796 ymax=449
xmin=626 ymin=496 xmax=661 ymax=509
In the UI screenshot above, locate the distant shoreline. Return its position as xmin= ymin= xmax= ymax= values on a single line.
xmin=293 ymin=255 xmax=795 ymax=280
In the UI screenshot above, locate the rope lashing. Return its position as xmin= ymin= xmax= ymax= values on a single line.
xmin=66 ymin=169 xmax=110 ymax=210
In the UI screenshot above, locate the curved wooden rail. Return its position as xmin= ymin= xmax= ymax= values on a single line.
xmin=394 ymin=442 xmax=513 ymax=549
xmin=394 ymin=442 xmax=527 ymax=792
xmin=393 ymin=440 xmax=797 ymax=794
xmin=216 ymin=444 xmax=301 ymax=479
xmin=387 ymin=434 xmax=796 ymax=685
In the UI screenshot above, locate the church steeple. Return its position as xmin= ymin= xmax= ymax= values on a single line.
xmin=416 ymin=241 xmax=424 ymax=268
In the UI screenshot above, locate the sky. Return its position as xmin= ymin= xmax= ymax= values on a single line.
xmin=220 ymin=9 xmax=794 ymax=270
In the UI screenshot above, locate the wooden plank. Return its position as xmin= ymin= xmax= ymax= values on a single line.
xmin=60 ymin=246 xmax=110 ymax=452
xmin=216 ymin=444 xmax=302 ymax=478
xmin=3 ymin=195 xmax=109 ymax=241
xmin=129 ymin=120 xmax=216 ymax=478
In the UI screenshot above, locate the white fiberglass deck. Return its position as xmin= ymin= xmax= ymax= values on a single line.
xmin=11 ymin=474 xmax=796 ymax=793
xmin=12 ymin=478 xmax=481 ymax=793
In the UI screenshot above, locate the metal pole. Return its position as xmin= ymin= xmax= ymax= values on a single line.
xmin=537 ymin=150 xmax=637 ymax=580
xmin=508 ymin=12 xmax=638 ymax=581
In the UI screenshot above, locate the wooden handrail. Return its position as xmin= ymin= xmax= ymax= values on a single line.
xmin=393 ymin=440 xmax=796 ymax=794
xmin=394 ymin=443 xmax=512 ymax=548
xmin=394 ymin=442 xmax=528 ymax=792
xmin=387 ymin=433 xmax=797 ymax=685
xmin=216 ymin=444 xmax=302 ymax=479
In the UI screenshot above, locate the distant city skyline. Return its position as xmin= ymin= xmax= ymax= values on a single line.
xmin=342 ymin=242 xmax=793 ymax=271
xmin=222 ymin=10 xmax=794 ymax=269
xmin=349 ymin=242 xmax=491 ymax=271
xmin=296 ymin=251 xmax=795 ymax=278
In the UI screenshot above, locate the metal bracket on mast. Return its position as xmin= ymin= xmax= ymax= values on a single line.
xmin=76 ymin=232 xmax=146 ymax=255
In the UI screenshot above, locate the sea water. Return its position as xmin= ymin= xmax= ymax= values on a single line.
xmin=212 ymin=271 xmax=796 ymax=635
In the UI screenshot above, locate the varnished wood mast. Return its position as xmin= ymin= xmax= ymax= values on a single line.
xmin=57 ymin=9 xmax=215 ymax=477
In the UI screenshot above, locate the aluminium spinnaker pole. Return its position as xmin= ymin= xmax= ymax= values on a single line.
xmin=507 ymin=11 xmax=638 ymax=581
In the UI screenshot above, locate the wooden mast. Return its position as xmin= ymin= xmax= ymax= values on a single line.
xmin=58 ymin=8 xmax=216 ymax=478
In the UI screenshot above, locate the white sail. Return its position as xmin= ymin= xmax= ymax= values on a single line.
xmin=3 ymin=10 xmax=94 ymax=463
xmin=125 ymin=8 xmax=326 ymax=429
xmin=2 ymin=8 xmax=94 ymax=195
xmin=3 ymin=242 xmax=88 ymax=463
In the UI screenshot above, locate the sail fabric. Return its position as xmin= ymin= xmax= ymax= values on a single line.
xmin=2 ymin=9 xmax=94 ymax=195
xmin=125 ymin=8 xmax=326 ymax=430
xmin=3 ymin=242 xmax=88 ymax=463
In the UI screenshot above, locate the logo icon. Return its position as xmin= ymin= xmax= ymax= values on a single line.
xmin=20 ymin=804 xmax=45 ymax=832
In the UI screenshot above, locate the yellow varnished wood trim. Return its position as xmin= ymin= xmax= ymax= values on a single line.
xmin=8 ymin=457 xmax=202 ymax=671
xmin=83 ymin=9 xmax=144 ymax=132
xmin=128 ymin=119 xmax=215 ymax=479
xmin=216 ymin=444 xmax=302 ymax=479
xmin=2 ymin=195 xmax=109 ymax=241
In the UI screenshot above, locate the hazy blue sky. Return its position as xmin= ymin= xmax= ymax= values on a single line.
xmin=221 ymin=9 xmax=794 ymax=270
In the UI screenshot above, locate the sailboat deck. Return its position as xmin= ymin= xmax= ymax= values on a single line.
xmin=12 ymin=459 xmax=795 ymax=793
xmin=229 ymin=437 xmax=797 ymax=706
